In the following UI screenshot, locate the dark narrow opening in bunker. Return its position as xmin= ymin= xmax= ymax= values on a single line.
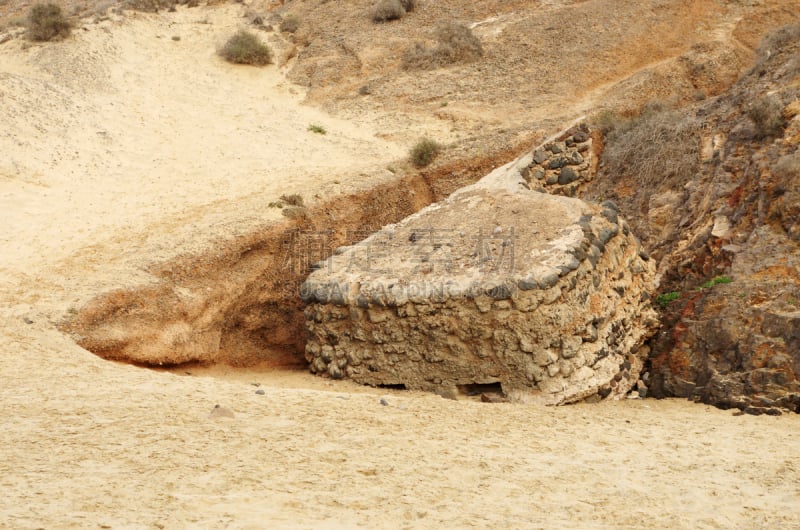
xmin=457 ymin=382 xmax=504 ymax=397
xmin=377 ymin=383 xmax=407 ymax=390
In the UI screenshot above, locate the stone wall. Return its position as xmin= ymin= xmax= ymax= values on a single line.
xmin=522 ymin=122 xmax=598 ymax=197
xmin=303 ymin=147 xmax=659 ymax=404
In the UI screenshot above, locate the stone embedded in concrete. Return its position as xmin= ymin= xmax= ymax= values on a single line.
xmin=302 ymin=123 xmax=658 ymax=405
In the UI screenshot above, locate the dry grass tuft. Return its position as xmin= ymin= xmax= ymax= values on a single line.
xmin=403 ymin=22 xmax=483 ymax=70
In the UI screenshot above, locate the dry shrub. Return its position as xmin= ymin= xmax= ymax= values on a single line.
xmin=757 ymin=24 xmax=800 ymax=59
xmin=219 ymin=30 xmax=272 ymax=66
xmin=27 ymin=3 xmax=71 ymax=42
xmin=371 ymin=0 xmax=405 ymax=23
xmin=282 ymin=206 xmax=308 ymax=219
xmin=770 ymin=152 xmax=800 ymax=239
xmin=125 ymin=0 xmax=196 ymax=12
xmin=748 ymin=95 xmax=785 ymax=139
xmin=399 ymin=0 xmax=416 ymax=11
xmin=403 ymin=22 xmax=483 ymax=70
xmin=280 ymin=194 xmax=304 ymax=207
xmin=773 ymin=152 xmax=800 ymax=193
xmin=280 ymin=15 xmax=300 ymax=33
xmin=592 ymin=109 xmax=625 ymax=135
xmin=601 ymin=102 xmax=700 ymax=191
xmin=409 ymin=138 xmax=442 ymax=167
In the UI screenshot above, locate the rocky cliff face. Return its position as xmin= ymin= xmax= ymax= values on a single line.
xmin=303 ymin=146 xmax=658 ymax=404
xmin=586 ymin=25 xmax=800 ymax=414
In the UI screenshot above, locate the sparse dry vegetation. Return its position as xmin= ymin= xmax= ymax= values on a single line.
xmin=757 ymin=24 xmax=800 ymax=59
xmin=280 ymin=15 xmax=300 ymax=33
xmin=26 ymin=3 xmax=71 ymax=42
xmin=218 ymin=30 xmax=272 ymax=66
xmin=125 ymin=0 xmax=197 ymax=13
xmin=774 ymin=152 xmax=800 ymax=181
xmin=282 ymin=205 xmax=308 ymax=219
xmin=747 ymin=95 xmax=784 ymax=139
xmin=409 ymin=138 xmax=442 ymax=167
xmin=403 ymin=22 xmax=483 ymax=70
xmin=599 ymin=102 xmax=701 ymax=190
xmin=371 ymin=0 xmax=405 ymax=23
xmin=771 ymin=151 xmax=800 ymax=237
xmin=279 ymin=193 xmax=304 ymax=207
xmin=399 ymin=0 xmax=417 ymax=12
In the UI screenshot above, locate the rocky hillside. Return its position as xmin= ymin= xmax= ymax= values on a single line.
xmin=585 ymin=24 xmax=800 ymax=414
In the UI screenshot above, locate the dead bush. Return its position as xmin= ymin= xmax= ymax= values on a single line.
xmin=279 ymin=194 xmax=304 ymax=207
xmin=282 ymin=206 xmax=308 ymax=219
xmin=403 ymin=22 xmax=483 ymax=70
xmin=218 ymin=30 xmax=272 ymax=66
xmin=601 ymin=103 xmax=701 ymax=191
xmin=592 ymin=109 xmax=624 ymax=135
xmin=774 ymin=152 xmax=800 ymax=182
xmin=125 ymin=0 xmax=195 ymax=12
xmin=757 ymin=24 xmax=800 ymax=59
xmin=399 ymin=0 xmax=416 ymax=11
xmin=26 ymin=3 xmax=71 ymax=42
xmin=770 ymin=152 xmax=800 ymax=238
xmin=371 ymin=0 xmax=405 ymax=23
xmin=748 ymin=95 xmax=785 ymax=139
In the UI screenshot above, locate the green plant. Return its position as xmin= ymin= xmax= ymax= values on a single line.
xmin=371 ymin=0 xmax=405 ymax=23
xmin=218 ymin=30 xmax=272 ymax=66
xmin=307 ymin=124 xmax=327 ymax=134
xmin=280 ymin=15 xmax=300 ymax=33
xmin=699 ymin=276 xmax=733 ymax=289
xmin=26 ymin=3 xmax=71 ymax=42
xmin=403 ymin=22 xmax=483 ymax=70
xmin=409 ymin=138 xmax=442 ymax=167
xmin=656 ymin=291 xmax=681 ymax=308
xmin=748 ymin=95 xmax=785 ymax=139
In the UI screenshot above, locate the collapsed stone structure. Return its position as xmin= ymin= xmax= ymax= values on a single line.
xmin=302 ymin=128 xmax=659 ymax=404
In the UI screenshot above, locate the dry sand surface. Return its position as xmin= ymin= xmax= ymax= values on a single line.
xmin=1 ymin=3 xmax=800 ymax=529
